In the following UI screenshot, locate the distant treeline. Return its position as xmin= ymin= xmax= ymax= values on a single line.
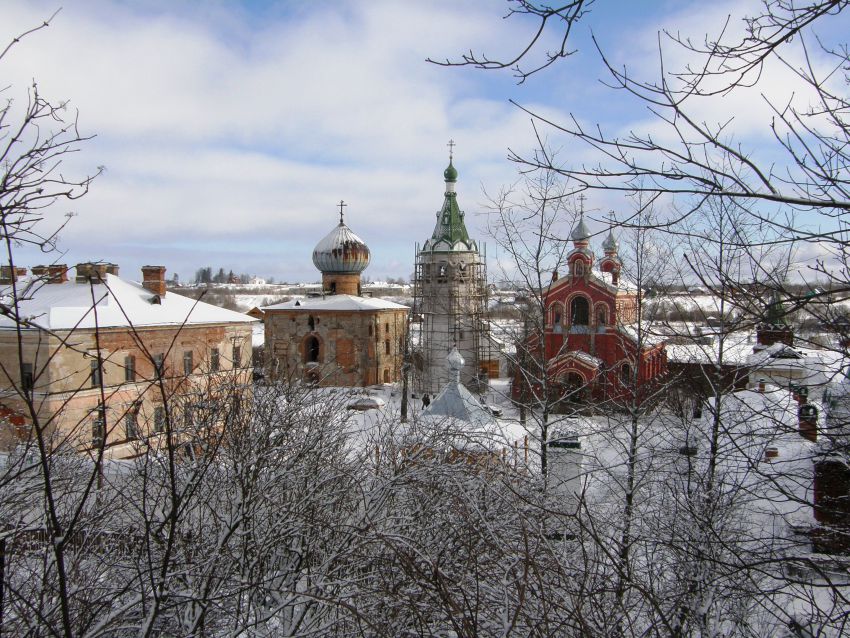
xmin=193 ymin=267 xmax=274 ymax=285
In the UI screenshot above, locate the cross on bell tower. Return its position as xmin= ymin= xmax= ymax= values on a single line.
xmin=447 ymin=139 xmax=456 ymax=161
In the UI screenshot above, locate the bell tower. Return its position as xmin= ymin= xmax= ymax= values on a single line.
xmin=413 ymin=143 xmax=489 ymax=393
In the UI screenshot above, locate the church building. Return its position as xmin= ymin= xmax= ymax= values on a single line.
xmin=263 ymin=205 xmax=409 ymax=387
xmin=413 ymin=148 xmax=491 ymax=394
xmin=522 ymin=214 xmax=667 ymax=405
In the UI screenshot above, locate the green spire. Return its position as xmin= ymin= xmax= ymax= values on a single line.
xmin=431 ymin=187 xmax=471 ymax=246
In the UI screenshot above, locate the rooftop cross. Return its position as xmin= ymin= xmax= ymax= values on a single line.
xmin=337 ymin=199 xmax=347 ymax=224
xmin=447 ymin=139 xmax=456 ymax=161
xmin=578 ymin=193 xmax=587 ymax=215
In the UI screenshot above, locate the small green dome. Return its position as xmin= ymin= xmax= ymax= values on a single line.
xmin=444 ymin=161 xmax=458 ymax=182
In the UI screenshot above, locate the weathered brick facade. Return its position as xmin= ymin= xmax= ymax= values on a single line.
xmin=264 ymin=302 xmax=408 ymax=386
xmin=0 ymin=264 xmax=255 ymax=458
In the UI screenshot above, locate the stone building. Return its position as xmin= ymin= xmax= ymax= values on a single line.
xmin=413 ymin=153 xmax=491 ymax=394
xmin=263 ymin=208 xmax=408 ymax=387
xmin=0 ymin=263 xmax=256 ymax=458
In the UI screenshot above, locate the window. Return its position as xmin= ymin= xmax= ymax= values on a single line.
xmin=154 ymin=406 xmax=166 ymax=433
xmin=184 ymin=405 xmax=194 ymax=429
xmin=308 ymin=315 xmax=315 ymax=331
xmin=368 ymin=324 xmax=374 ymax=337
xmin=153 ymin=354 xmax=165 ymax=377
xmin=554 ymin=310 xmax=562 ymax=325
xmin=621 ymin=363 xmax=632 ymax=385
xmin=90 ymin=360 xmax=102 ymax=387
xmin=597 ymin=307 xmax=607 ymax=327
xmin=575 ymin=261 xmax=585 ymax=277
xmin=233 ymin=345 xmax=242 ymax=368
xmin=21 ymin=363 xmax=33 ymax=392
xmin=384 ymin=340 xmax=390 ymax=355
xmin=183 ymin=351 xmax=194 ymax=375
xmin=305 ymin=336 xmax=320 ymax=363
xmin=92 ymin=406 xmax=106 ymax=447
xmin=210 ymin=348 xmax=220 ymax=372
xmin=570 ymin=297 xmax=589 ymax=325
xmin=383 ymin=369 xmax=390 ymax=383
xmin=125 ymin=408 xmax=139 ymax=441
xmin=124 ymin=355 xmax=136 ymax=382
xmin=385 ymin=322 xmax=390 ymax=333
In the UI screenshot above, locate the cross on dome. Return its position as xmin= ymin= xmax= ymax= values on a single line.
xmin=447 ymin=138 xmax=456 ymax=161
xmin=337 ymin=199 xmax=347 ymax=225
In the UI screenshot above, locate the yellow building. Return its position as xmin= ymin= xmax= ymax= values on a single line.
xmin=0 ymin=263 xmax=256 ymax=459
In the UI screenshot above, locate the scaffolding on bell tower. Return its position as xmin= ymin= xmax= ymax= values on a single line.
xmin=410 ymin=145 xmax=494 ymax=394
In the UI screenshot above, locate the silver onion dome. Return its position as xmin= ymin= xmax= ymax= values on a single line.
xmin=312 ymin=221 xmax=371 ymax=274
xmin=602 ymin=229 xmax=619 ymax=253
xmin=571 ymin=214 xmax=591 ymax=242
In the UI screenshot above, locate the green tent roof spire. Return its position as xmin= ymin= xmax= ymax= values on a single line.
xmin=421 ymin=146 xmax=477 ymax=253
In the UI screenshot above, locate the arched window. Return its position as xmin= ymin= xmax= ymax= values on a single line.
xmin=597 ymin=306 xmax=607 ymax=327
xmin=385 ymin=340 xmax=391 ymax=355
xmin=368 ymin=324 xmax=373 ymax=337
xmin=383 ymin=369 xmax=390 ymax=383
xmin=574 ymin=261 xmax=584 ymax=277
xmin=308 ymin=315 xmax=315 ymax=331
xmin=553 ymin=307 xmax=562 ymax=325
xmin=306 ymin=336 xmax=320 ymax=363
xmin=570 ymin=297 xmax=589 ymax=325
xmin=620 ymin=363 xmax=631 ymax=385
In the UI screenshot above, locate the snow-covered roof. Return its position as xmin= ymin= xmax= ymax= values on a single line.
xmin=549 ymin=349 xmax=603 ymax=370
xmin=664 ymin=330 xmax=755 ymax=365
xmin=262 ymin=294 xmax=408 ymax=312
xmin=591 ymin=267 xmax=638 ymax=292
xmin=422 ymin=348 xmax=494 ymax=433
xmin=0 ymin=275 xmax=257 ymax=331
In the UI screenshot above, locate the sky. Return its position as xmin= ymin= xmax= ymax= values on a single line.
xmin=2 ymin=0 xmax=846 ymax=284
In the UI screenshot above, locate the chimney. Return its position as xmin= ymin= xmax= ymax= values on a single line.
xmin=790 ymin=384 xmax=809 ymax=406
xmin=142 ymin=265 xmax=167 ymax=297
xmin=551 ymin=269 xmax=559 ymax=282
xmin=75 ymin=262 xmax=108 ymax=283
xmin=798 ymin=404 xmax=818 ymax=442
xmin=46 ymin=264 xmax=68 ymax=283
xmin=547 ymin=428 xmax=583 ymax=510
xmin=0 ymin=265 xmax=17 ymax=284
xmin=105 ymin=263 xmax=119 ymax=276
xmin=33 ymin=265 xmax=68 ymax=283
xmin=764 ymin=446 xmax=779 ymax=462
xmin=757 ymin=378 xmax=766 ymax=393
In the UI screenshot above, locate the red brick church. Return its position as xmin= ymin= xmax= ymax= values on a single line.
xmin=515 ymin=215 xmax=667 ymax=407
